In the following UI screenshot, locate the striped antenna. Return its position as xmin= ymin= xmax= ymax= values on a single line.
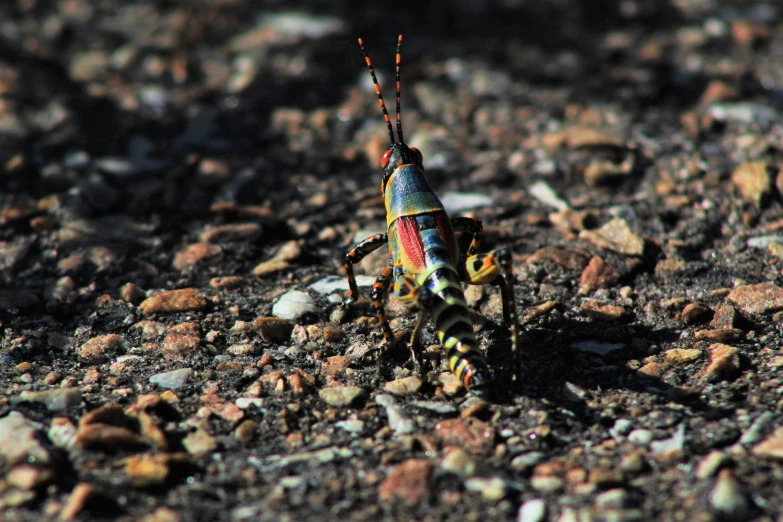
xmin=358 ymin=37 xmax=396 ymax=145
xmin=395 ymin=34 xmax=404 ymax=144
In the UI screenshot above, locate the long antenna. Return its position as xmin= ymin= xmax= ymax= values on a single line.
xmin=358 ymin=38 xmax=395 ymax=145
xmin=395 ymin=34 xmax=404 ymax=144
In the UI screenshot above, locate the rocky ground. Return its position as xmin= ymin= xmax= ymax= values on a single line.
xmin=1 ymin=0 xmax=783 ymax=521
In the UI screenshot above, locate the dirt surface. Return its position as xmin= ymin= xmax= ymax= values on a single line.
xmin=2 ymin=1 xmax=783 ymax=521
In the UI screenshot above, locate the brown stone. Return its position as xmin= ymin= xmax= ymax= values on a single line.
xmin=378 ymin=459 xmax=433 ymax=506
xmin=323 ymin=327 xmax=343 ymax=343
xmin=172 ymin=243 xmax=222 ymax=271
xmin=752 ymin=427 xmax=783 ymax=459
xmin=579 ymin=218 xmax=644 ymax=256
xmin=162 ymin=322 xmax=202 ymax=356
xmin=77 ymin=334 xmax=127 ymax=362
xmin=527 ymin=246 xmax=591 ymax=271
xmin=681 ymin=302 xmax=712 ymax=324
xmin=200 ymin=223 xmax=262 ymax=243
xmin=694 ymin=328 xmax=743 ymax=343
xmin=76 ymin=424 xmax=147 ymax=450
xmin=126 ymin=454 xmax=169 ymax=488
xmin=253 ymin=317 xmax=294 ymax=343
xmin=730 ymin=161 xmax=772 ymax=206
xmin=209 ymin=276 xmax=245 ymax=290
xmin=434 ymin=418 xmax=495 ymax=456
xmin=700 ymin=344 xmax=740 ymax=382
xmin=710 ymin=305 xmax=737 ymax=329
xmin=7 ymin=465 xmax=55 ymax=490
xmin=139 ymin=289 xmax=208 ymax=315
xmin=664 ymin=348 xmax=702 ymax=365
xmin=580 ymin=302 xmax=626 ymax=320
xmin=60 ymin=483 xmax=97 ymax=521
xmin=654 ymin=259 xmax=687 ymax=278
xmin=727 ymin=283 xmax=783 ymax=316
xmin=323 ymin=355 xmax=347 ymax=376
xmin=579 ymin=256 xmax=620 ymax=294
xmin=637 ymin=362 xmax=664 ymax=379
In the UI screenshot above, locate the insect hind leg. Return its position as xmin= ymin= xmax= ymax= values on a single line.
xmin=458 ymin=248 xmax=520 ymax=384
xmin=393 ymin=273 xmax=432 ymax=376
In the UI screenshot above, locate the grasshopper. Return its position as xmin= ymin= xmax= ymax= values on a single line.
xmin=344 ymin=35 xmax=519 ymax=395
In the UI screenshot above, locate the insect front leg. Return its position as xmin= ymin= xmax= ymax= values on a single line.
xmin=343 ymin=233 xmax=388 ymax=306
xmin=458 ymin=248 xmax=520 ymax=383
xmin=451 ymin=217 xmax=483 ymax=257
xmin=393 ymin=272 xmax=433 ymax=376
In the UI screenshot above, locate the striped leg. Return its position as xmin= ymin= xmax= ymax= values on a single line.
xmin=343 ymin=233 xmax=388 ymax=306
xmin=459 ymin=249 xmax=520 ymax=383
xmin=371 ymin=267 xmax=394 ymax=343
xmin=394 ymin=273 xmax=432 ymax=375
xmin=451 ymin=217 xmax=483 ymax=257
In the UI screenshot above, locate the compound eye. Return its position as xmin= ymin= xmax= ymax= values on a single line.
xmin=381 ymin=149 xmax=392 ymax=169
xmin=410 ymin=146 xmax=422 ymax=162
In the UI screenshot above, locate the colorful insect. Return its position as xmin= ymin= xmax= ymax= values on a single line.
xmin=343 ymin=35 xmax=519 ymax=395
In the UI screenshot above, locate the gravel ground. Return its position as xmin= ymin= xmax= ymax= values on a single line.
xmin=2 ymin=1 xmax=783 ymax=521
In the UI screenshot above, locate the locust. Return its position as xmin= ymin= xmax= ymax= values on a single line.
xmin=343 ymin=35 xmax=519 ymax=395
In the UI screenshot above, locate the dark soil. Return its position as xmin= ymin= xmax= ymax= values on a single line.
xmin=2 ymin=1 xmax=783 ymax=521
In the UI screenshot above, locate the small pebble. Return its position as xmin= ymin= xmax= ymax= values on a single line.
xmin=439 ymin=191 xmax=493 ymax=214
xmin=595 ymin=488 xmax=630 ymax=510
xmin=511 ymin=452 xmax=546 ymax=472
xmin=182 ymin=428 xmax=217 ymax=456
xmin=149 ymin=368 xmax=193 ymax=390
xmin=334 ymin=419 xmax=365 ymax=433
xmin=319 ymin=386 xmax=364 ymax=407
xmin=650 ymin=424 xmax=685 ymax=455
xmin=752 ymin=426 xmax=783 ymax=459
xmin=309 ymin=275 xmax=375 ymax=295
xmin=383 ymin=376 xmax=423 ymax=396
xmin=0 ymin=412 xmax=52 ymax=465
xmin=517 ymin=498 xmax=547 ymax=522
xmin=464 ymin=476 xmax=506 ymax=501
xmin=627 ymin=429 xmax=654 ymax=446
xmin=375 ymin=394 xmax=416 ymax=434
xmin=235 ymin=420 xmax=257 ymax=442
xmin=200 ymin=223 xmax=262 ymax=244
xmin=696 ymin=451 xmax=730 ymax=478
xmin=730 ymin=161 xmax=771 ymax=207
xmin=528 ymin=180 xmax=569 ymax=211
xmin=410 ymin=400 xmax=458 ymax=415
xmin=227 ymin=343 xmax=256 ymax=355
xmin=441 ymin=448 xmax=476 ymax=477
xmin=709 ymin=469 xmax=753 ymax=520
xmin=530 ymin=475 xmax=564 ymax=493
xmin=579 ymin=218 xmax=644 ymax=256
xmin=272 ymin=290 xmax=318 ymax=321
xmin=17 ymin=388 xmax=83 ymax=412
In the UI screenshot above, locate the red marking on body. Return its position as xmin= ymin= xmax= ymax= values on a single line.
xmin=397 ymin=216 xmax=426 ymax=272
xmin=435 ymin=213 xmax=459 ymax=266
